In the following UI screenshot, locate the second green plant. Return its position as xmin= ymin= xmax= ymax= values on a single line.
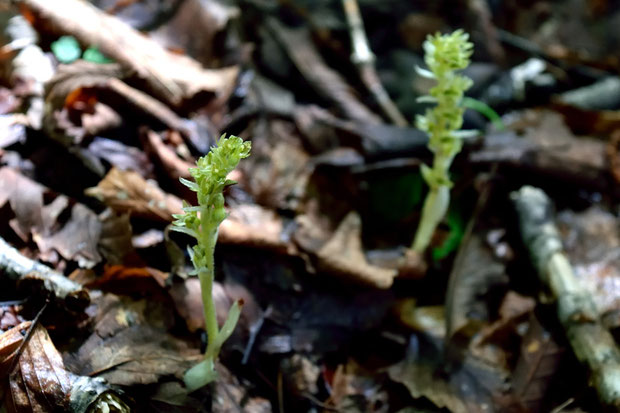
xmin=412 ymin=30 xmax=475 ymax=253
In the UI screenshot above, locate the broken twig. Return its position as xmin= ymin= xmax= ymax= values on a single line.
xmin=0 ymin=236 xmax=89 ymax=310
xmin=341 ymin=0 xmax=407 ymax=127
xmin=512 ymin=186 xmax=620 ymax=409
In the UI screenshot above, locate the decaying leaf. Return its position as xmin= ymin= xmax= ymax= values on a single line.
xmin=65 ymin=294 xmax=199 ymax=386
xmin=510 ymin=315 xmax=564 ymax=412
xmin=0 ymin=167 xmax=103 ymax=268
xmin=0 ymin=321 xmax=31 ymax=378
xmin=86 ymin=167 xmax=184 ymax=221
xmin=315 ymin=212 xmax=398 ymax=289
xmin=219 ymin=204 xmax=288 ymax=253
xmin=6 ymin=323 xmax=72 ymax=412
xmin=326 ymin=359 xmax=387 ymax=412
xmin=556 ymin=206 xmax=620 ymax=318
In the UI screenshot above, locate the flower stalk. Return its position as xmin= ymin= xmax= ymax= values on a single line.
xmin=412 ymin=30 xmax=475 ymax=253
xmin=172 ymin=135 xmax=251 ymax=391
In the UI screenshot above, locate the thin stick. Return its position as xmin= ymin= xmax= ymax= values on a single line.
xmin=341 ymin=0 xmax=408 ymax=127
xmin=512 ymin=186 xmax=620 ymax=409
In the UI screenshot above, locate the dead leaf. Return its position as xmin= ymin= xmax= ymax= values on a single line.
xmin=87 ymin=137 xmax=154 ymax=178
xmin=326 ymin=359 xmax=387 ymax=412
xmin=142 ymin=129 xmax=194 ymax=184
xmin=150 ymin=0 xmax=239 ymax=66
xmin=43 ymin=61 xmax=188 ymax=146
xmin=0 ymin=321 xmax=31 ymax=378
xmin=65 ymin=294 xmax=198 ymax=386
xmin=86 ymin=167 xmax=183 ymax=221
xmin=97 ymin=209 xmax=135 ymax=266
xmin=0 ymin=167 xmax=103 ymax=267
xmin=219 ymin=204 xmax=288 ymax=253
xmin=85 ymin=265 xmax=169 ymax=297
xmin=316 ymin=212 xmax=397 ymax=289
xmin=510 ymin=315 xmax=564 ymax=412
xmin=36 ymin=203 xmax=102 ymax=268
xmin=6 ymin=324 xmax=72 ymax=412
xmin=557 ymin=206 xmax=620 ymax=317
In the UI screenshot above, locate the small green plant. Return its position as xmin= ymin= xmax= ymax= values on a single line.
xmin=412 ymin=30 xmax=475 ymax=253
xmin=172 ymin=135 xmax=251 ymax=391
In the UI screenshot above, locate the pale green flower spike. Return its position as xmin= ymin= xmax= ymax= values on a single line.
xmin=412 ymin=30 xmax=474 ymax=253
xmin=172 ymin=134 xmax=251 ymax=391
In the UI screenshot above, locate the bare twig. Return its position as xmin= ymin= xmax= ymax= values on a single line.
xmin=512 ymin=186 xmax=620 ymax=409
xmin=266 ymin=18 xmax=381 ymax=125
xmin=0 ymin=236 xmax=89 ymax=310
xmin=341 ymin=0 xmax=408 ymax=127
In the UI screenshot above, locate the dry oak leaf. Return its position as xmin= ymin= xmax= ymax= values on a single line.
xmin=316 ymin=212 xmax=397 ymax=289
xmin=5 ymin=323 xmax=72 ymax=412
xmin=86 ymin=167 xmax=183 ymax=221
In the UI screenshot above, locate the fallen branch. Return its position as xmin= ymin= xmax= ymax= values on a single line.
xmin=512 ymin=186 xmax=620 ymax=409
xmin=0 ymin=236 xmax=89 ymax=311
xmin=17 ymin=0 xmax=238 ymax=109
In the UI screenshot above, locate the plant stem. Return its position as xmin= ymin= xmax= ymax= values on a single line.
xmin=200 ymin=246 xmax=218 ymax=362
xmin=412 ymin=185 xmax=449 ymax=252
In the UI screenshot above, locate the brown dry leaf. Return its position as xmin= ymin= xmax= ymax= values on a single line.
xmin=0 ymin=167 xmax=103 ymax=267
xmin=85 ymin=265 xmax=169 ymax=297
xmin=510 ymin=315 xmax=564 ymax=412
xmin=142 ymin=129 xmax=194 ymax=183
xmin=326 ymin=359 xmax=387 ymax=412
xmin=316 ymin=211 xmax=397 ymax=289
xmin=44 ymin=61 xmax=187 ymax=146
xmin=170 ymin=278 xmax=261 ymax=340
xmin=86 ymin=167 xmax=183 ymax=221
xmin=241 ymin=120 xmax=311 ymax=211
xmin=36 ymin=203 xmax=102 ymax=268
xmin=97 ymin=209 xmax=135 ymax=266
xmin=389 ymin=349 xmax=509 ymax=413
xmin=0 ymin=321 xmax=31 ymax=379
xmin=6 ymin=324 xmax=72 ymax=412
xmin=557 ymin=206 xmax=620 ymax=318
xmin=87 ymin=137 xmax=154 ymax=178
xmin=150 ymin=0 xmax=238 ymax=66
xmin=445 ymin=233 xmax=508 ymax=342
xmin=219 ymin=204 xmax=288 ymax=253
xmin=469 ymin=292 xmax=536 ymax=371
xmin=21 ymin=0 xmax=239 ymax=108
xmin=65 ymin=294 xmax=198 ymax=386
xmin=472 ymin=110 xmax=610 ymax=190
xmin=0 ymin=167 xmax=45 ymax=242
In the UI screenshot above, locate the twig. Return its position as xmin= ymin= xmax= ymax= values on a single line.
xmin=341 ymin=0 xmax=408 ymax=127
xmin=0 ymin=236 xmax=89 ymax=310
xmin=512 ymin=186 xmax=620 ymax=409
xmin=266 ymin=18 xmax=381 ymax=125
xmin=8 ymin=300 xmax=48 ymax=375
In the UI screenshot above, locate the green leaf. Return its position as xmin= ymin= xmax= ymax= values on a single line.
xmin=431 ymin=206 xmax=465 ymax=261
xmin=82 ymin=47 xmax=114 ymax=64
xmin=460 ymin=97 xmax=505 ymax=131
xmin=51 ymin=36 xmax=81 ymax=64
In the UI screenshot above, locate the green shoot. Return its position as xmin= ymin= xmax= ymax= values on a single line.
xmin=172 ymin=134 xmax=251 ymax=391
xmin=412 ymin=30 xmax=475 ymax=253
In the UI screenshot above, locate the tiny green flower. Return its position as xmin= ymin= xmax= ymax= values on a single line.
xmin=172 ymin=134 xmax=251 ymax=391
xmin=412 ymin=30 xmax=475 ymax=253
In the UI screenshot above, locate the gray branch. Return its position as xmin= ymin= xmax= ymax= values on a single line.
xmin=0 ymin=236 xmax=89 ymax=311
xmin=512 ymin=186 xmax=620 ymax=409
